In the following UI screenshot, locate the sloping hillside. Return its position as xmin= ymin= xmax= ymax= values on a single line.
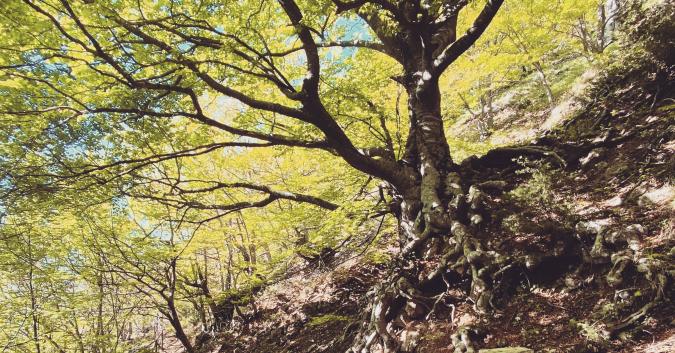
xmin=200 ymin=6 xmax=674 ymax=353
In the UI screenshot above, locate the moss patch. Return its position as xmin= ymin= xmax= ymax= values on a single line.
xmin=307 ymin=314 xmax=351 ymax=327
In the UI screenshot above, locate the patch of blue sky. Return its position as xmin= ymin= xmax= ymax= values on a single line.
xmin=336 ymin=16 xmax=372 ymax=41
xmin=206 ymin=2 xmax=225 ymax=14
xmin=333 ymin=16 xmax=372 ymax=60
xmin=18 ymin=50 xmax=72 ymax=76
xmin=178 ymin=41 xmax=193 ymax=54
xmin=155 ymin=229 xmax=174 ymax=242
xmin=110 ymin=194 xmax=129 ymax=213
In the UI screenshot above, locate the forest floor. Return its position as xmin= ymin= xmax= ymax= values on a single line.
xmin=198 ymin=38 xmax=674 ymax=353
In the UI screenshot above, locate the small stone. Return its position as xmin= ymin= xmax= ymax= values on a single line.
xmin=579 ymin=148 xmax=607 ymax=168
xmin=604 ymin=195 xmax=623 ymax=207
xmin=626 ymin=224 xmax=645 ymax=234
xmin=624 ymin=224 xmax=645 ymax=251
xmin=638 ymin=184 xmax=674 ymax=208
xmin=399 ymin=329 xmax=420 ymax=352
xmin=576 ymin=219 xmax=611 ymax=235
xmin=478 ymin=348 xmax=533 ymax=353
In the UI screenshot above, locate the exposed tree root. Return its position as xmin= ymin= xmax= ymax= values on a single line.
xmin=606 ymin=247 xmax=671 ymax=337
xmin=348 ymin=131 xmax=673 ymax=352
xmin=347 ymin=180 xmax=517 ymax=353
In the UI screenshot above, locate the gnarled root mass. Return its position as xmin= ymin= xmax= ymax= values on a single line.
xmin=348 ymin=179 xmax=519 ymax=353
xmin=348 ymin=168 xmax=672 ymax=353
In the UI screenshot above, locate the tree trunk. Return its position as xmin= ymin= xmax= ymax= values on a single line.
xmin=601 ymin=0 xmax=621 ymax=50
xmin=95 ymin=270 xmax=105 ymax=353
xmin=28 ymin=266 xmax=41 ymax=353
xmin=350 ymin=61 xmax=510 ymax=352
xmin=27 ymin=235 xmax=42 ymax=353
xmin=400 ymin=84 xmax=453 ymax=238
xmin=195 ymin=261 xmax=228 ymax=330
xmin=166 ymin=299 xmax=194 ymax=353
xmin=350 ymin=70 xmax=476 ymax=352
xmin=534 ymin=62 xmax=554 ymax=105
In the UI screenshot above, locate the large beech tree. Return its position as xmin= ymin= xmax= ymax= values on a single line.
xmin=0 ymin=0 xmax=512 ymax=352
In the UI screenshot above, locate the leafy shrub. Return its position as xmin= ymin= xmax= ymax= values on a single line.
xmin=509 ymin=159 xmax=571 ymax=215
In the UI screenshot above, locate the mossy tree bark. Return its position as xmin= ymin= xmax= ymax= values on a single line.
xmin=343 ymin=2 xmax=507 ymax=351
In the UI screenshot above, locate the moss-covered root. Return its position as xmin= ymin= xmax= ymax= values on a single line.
xmin=349 ymin=183 xmax=508 ymax=352
xmin=608 ymin=256 xmax=671 ymax=336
